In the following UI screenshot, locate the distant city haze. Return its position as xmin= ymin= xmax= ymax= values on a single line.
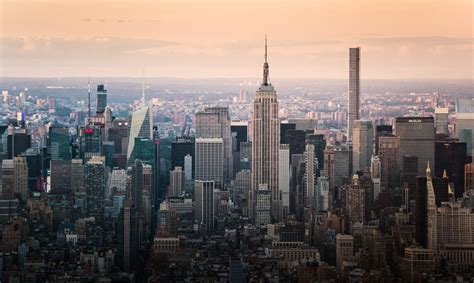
xmin=1 ymin=0 xmax=472 ymax=79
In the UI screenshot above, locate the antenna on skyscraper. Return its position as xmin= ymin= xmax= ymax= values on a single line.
xmin=88 ymin=76 xmax=91 ymax=120
xmin=265 ymin=34 xmax=267 ymax=63
xmin=142 ymin=65 xmax=146 ymax=102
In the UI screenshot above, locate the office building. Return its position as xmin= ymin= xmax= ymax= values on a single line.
xmin=127 ymin=102 xmax=153 ymax=165
xmin=370 ymin=155 xmax=381 ymax=199
xmin=170 ymin=166 xmax=185 ymax=197
xmin=80 ymin=124 xmax=102 ymax=158
xmin=195 ymin=138 xmax=224 ymax=188
xmin=395 ymin=117 xmax=435 ymax=175
xmin=184 ymin=154 xmax=192 ymax=181
xmin=49 ymin=127 xmax=71 ymax=160
xmin=50 ymin=160 xmax=71 ymax=194
xmin=85 ymin=157 xmax=107 ymax=225
xmin=131 ymin=159 xmax=144 ymax=213
xmin=352 ymin=120 xmax=373 ymax=173
xmin=455 ymin=98 xmax=474 ymax=155
xmin=426 ymin=162 xmax=437 ymax=251
xmin=435 ymin=108 xmax=449 ymax=135
xmin=121 ymin=198 xmax=137 ymax=272
xmin=466 ymin=163 xmax=474 ymax=192
xmin=348 ymin=47 xmax=360 ymax=140
xmin=306 ymin=134 xmax=326 ymax=171
xmin=279 ymin=144 xmax=290 ymax=218
xmin=195 ymin=180 xmax=215 ymax=232
xmin=195 ymin=107 xmax=232 ymax=181
xmin=324 ymin=144 xmax=352 ymax=189
xmin=251 ymin=39 xmax=280 ymax=222
xmin=171 ymin=137 xmax=195 ymax=177
xmin=96 ymin=84 xmax=107 ymax=114
xmin=231 ymin=121 xmax=248 ymax=152
xmin=280 ymin=122 xmax=296 ymax=144
xmin=336 ymin=234 xmax=354 ymax=273
xmin=398 ymin=248 xmax=435 ymax=282
xmin=435 ymin=139 xmax=467 ymax=197
xmin=255 ymin=184 xmax=271 ymax=226
xmin=303 ymin=144 xmax=317 ymax=209
xmin=13 ymin=157 xmax=29 ymax=201
xmin=316 ymin=176 xmax=330 ymax=211
xmin=285 ymin=129 xmax=306 ymax=157
xmin=378 ymin=135 xmax=400 ymax=189
xmin=345 ymin=175 xmax=365 ymax=230
xmin=7 ymin=126 xmax=31 ymax=159
xmin=374 ymin=125 xmax=392 ymax=155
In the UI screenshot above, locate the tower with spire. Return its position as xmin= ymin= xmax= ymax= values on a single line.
xmin=426 ymin=161 xmax=438 ymax=250
xmin=251 ymin=37 xmax=281 ymax=223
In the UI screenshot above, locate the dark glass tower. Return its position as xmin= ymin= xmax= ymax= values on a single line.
xmin=96 ymin=84 xmax=107 ymax=114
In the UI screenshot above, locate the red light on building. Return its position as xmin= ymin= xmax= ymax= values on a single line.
xmin=84 ymin=128 xmax=94 ymax=135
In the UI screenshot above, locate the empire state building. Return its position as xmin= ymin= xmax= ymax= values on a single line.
xmin=251 ymin=37 xmax=281 ymax=223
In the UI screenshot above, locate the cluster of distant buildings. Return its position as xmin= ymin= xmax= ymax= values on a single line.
xmin=0 ymin=46 xmax=473 ymax=282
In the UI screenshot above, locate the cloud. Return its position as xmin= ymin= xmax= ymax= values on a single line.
xmin=358 ymin=36 xmax=473 ymax=46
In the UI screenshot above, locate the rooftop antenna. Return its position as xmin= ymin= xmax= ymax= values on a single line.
xmin=142 ymin=65 xmax=145 ymax=102
xmin=263 ymin=35 xmax=270 ymax=86
xmin=88 ymin=76 xmax=91 ymax=121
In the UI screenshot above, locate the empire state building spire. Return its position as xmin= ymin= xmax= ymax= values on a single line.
xmin=263 ymin=36 xmax=269 ymax=86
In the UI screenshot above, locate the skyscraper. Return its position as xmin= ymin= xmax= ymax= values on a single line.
xmin=426 ymin=162 xmax=437 ymax=251
xmin=127 ymin=102 xmax=153 ymax=166
xmin=435 ymin=138 xmax=467 ymax=197
xmin=13 ymin=157 xmax=29 ymax=201
xmin=171 ymin=137 xmax=195 ymax=177
xmin=251 ymin=37 xmax=280 ymax=222
xmin=378 ymin=135 xmax=401 ymax=189
xmin=195 ymin=107 xmax=232 ymax=181
xmin=49 ymin=127 xmax=71 ymax=160
xmin=279 ymin=144 xmax=290 ymax=218
xmin=395 ymin=117 xmax=435 ymax=175
xmin=1 ymin=159 xmax=14 ymax=200
xmin=85 ymin=156 xmax=107 ymax=225
xmin=455 ymin=98 xmax=474 ymax=156
xmin=170 ymin=166 xmax=185 ymax=197
xmin=352 ymin=120 xmax=373 ymax=173
xmin=348 ymin=47 xmax=360 ymax=140
xmin=194 ymin=180 xmax=215 ymax=232
xmin=195 ymin=138 xmax=224 ymax=189
xmin=96 ymin=84 xmax=107 ymax=114
xmin=435 ymin=108 xmax=449 ymax=135
xmin=303 ymin=144 xmax=317 ymax=209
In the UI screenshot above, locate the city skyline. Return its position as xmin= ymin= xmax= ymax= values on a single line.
xmin=0 ymin=1 xmax=473 ymax=281
xmin=1 ymin=0 xmax=473 ymax=79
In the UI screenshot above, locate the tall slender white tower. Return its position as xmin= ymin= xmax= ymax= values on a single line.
xmin=348 ymin=47 xmax=360 ymax=140
xmin=251 ymin=37 xmax=280 ymax=222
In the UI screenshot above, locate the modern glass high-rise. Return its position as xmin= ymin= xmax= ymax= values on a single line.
xmin=251 ymin=38 xmax=280 ymax=222
xmin=348 ymin=47 xmax=361 ymax=140
xmin=127 ymin=102 xmax=153 ymax=166
xmin=96 ymin=84 xmax=107 ymax=114
xmin=455 ymin=98 xmax=474 ymax=156
xmin=395 ymin=117 xmax=435 ymax=175
xmin=50 ymin=127 xmax=71 ymax=160
xmin=171 ymin=137 xmax=195 ymax=177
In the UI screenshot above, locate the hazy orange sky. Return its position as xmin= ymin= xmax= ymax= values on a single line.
xmin=1 ymin=0 xmax=473 ymax=79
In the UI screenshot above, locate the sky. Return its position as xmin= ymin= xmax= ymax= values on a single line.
xmin=1 ymin=0 xmax=473 ymax=79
